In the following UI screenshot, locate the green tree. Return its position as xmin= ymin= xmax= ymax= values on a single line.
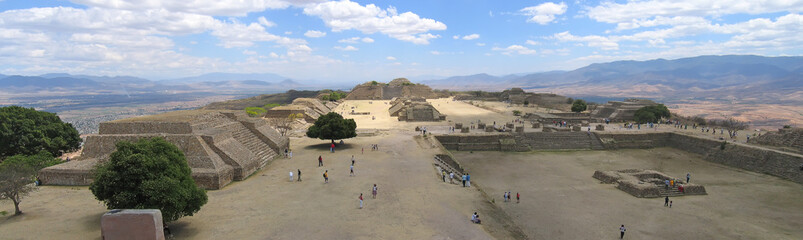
xmin=571 ymin=99 xmax=587 ymax=113
xmin=523 ymin=100 xmax=529 ymax=106
xmin=90 ymin=138 xmax=207 ymax=222
xmin=512 ymin=110 xmax=522 ymax=116
xmin=633 ymin=104 xmax=671 ymax=123
xmin=0 ymin=161 xmax=37 ymax=215
xmin=3 ymin=151 xmax=62 ymax=173
xmin=0 ymin=106 xmax=82 ymax=160
xmin=245 ymin=107 xmax=267 ymax=117
xmin=306 ymin=112 xmax=357 ymax=144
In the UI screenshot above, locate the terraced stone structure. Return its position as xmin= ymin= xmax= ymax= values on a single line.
xmin=39 ymin=110 xmax=289 ymax=189
xmin=591 ymin=99 xmax=658 ymax=121
xmin=345 ymin=78 xmax=439 ymax=100
xmin=388 ymin=97 xmax=446 ymax=121
xmin=749 ymin=127 xmax=802 ymax=154
xmin=593 ymin=169 xmax=707 ymax=198
xmin=265 ymin=98 xmax=338 ymax=123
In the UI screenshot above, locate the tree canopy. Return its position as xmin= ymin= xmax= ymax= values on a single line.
xmin=0 ymin=106 xmax=81 ymax=160
xmin=306 ymin=112 xmax=357 ymax=143
xmin=0 ymin=160 xmax=37 ymax=215
xmin=90 ymin=137 xmax=207 ymax=222
xmin=633 ymin=104 xmax=671 ymax=123
xmin=571 ymin=99 xmax=587 ymax=113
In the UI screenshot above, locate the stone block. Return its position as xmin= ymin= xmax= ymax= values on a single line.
xmin=505 ymin=123 xmax=514 ymax=129
xmin=477 ymin=123 xmax=486 ymax=129
xmin=455 ymin=123 xmax=463 ymax=129
xmin=572 ymin=126 xmax=581 ymax=132
xmin=596 ymin=125 xmax=605 ymax=131
xmin=485 ymin=126 xmax=495 ymax=132
xmin=531 ymin=122 xmax=541 ymax=128
xmin=461 ymin=127 xmax=470 ymax=133
xmin=101 ymin=209 xmax=165 ymax=240
xmin=515 ymin=126 xmax=524 ymax=133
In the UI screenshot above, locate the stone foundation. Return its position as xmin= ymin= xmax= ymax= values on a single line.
xmin=593 ymin=169 xmax=707 ymax=198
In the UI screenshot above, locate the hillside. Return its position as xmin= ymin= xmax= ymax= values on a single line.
xmin=201 ymin=90 xmax=332 ymax=110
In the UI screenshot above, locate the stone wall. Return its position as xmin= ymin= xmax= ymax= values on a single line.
xmin=99 ymin=122 xmax=192 ymax=135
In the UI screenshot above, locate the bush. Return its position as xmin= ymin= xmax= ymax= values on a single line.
xmin=0 ymin=106 xmax=81 ymax=160
xmin=263 ymin=103 xmax=281 ymax=109
xmin=633 ymin=104 xmax=670 ymax=123
xmin=245 ymin=107 xmax=266 ymax=117
xmin=571 ymin=99 xmax=587 ymax=113
xmin=512 ymin=110 xmax=522 ymax=116
xmin=90 ymin=138 xmax=207 ymax=222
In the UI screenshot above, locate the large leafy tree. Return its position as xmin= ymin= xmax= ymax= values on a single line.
xmin=571 ymin=99 xmax=587 ymax=113
xmin=633 ymin=104 xmax=671 ymax=123
xmin=0 ymin=106 xmax=81 ymax=160
xmin=306 ymin=112 xmax=357 ymax=144
xmin=90 ymin=138 xmax=207 ymax=222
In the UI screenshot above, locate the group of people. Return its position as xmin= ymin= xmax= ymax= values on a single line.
xmin=284 ymin=149 xmax=294 ymax=158
xmin=502 ymin=191 xmax=519 ymax=203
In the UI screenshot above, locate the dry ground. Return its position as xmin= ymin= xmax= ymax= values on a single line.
xmin=454 ymin=148 xmax=803 ymax=240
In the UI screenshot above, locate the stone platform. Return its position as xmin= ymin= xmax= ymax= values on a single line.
xmin=593 ymin=169 xmax=707 ymax=198
xmin=39 ymin=110 xmax=289 ymax=189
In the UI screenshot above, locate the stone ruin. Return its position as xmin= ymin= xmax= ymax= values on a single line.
xmin=593 ymin=169 xmax=707 ymax=198
xmin=264 ymin=98 xmax=338 ymax=123
xmin=749 ymin=127 xmax=802 ymax=154
xmin=388 ymin=97 xmax=446 ymax=122
xmin=39 ymin=110 xmax=289 ymax=189
xmin=591 ymin=99 xmax=658 ymax=122
xmin=525 ymin=112 xmax=591 ymax=125
xmin=345 ymin=78 xmax=440 ymax=100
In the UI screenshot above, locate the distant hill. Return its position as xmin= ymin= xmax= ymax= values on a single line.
xmin=202 ymin=90 xmax=331 ymax=110
xmin=423 ymin=55 xmax=803 ymax=103
xmin=162 ymin=72 xmax=289 ymax=84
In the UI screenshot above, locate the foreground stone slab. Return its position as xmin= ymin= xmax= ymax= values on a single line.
xmin=101 ymin=209 xmax=165 ymax=240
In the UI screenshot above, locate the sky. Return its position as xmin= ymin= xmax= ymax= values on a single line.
xmin=0 ymin=0 xmax=801 ymax=83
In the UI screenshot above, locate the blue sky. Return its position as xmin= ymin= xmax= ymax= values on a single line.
xmin=0 ymin=0 xmax=801 ymax=83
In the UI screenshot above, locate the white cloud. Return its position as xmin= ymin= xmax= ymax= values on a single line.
xmin=338 ymin=37 xmax=374 ymax=43
xmin=243 ymin=50 xmax=257 ymax=55
xmin=386 ymin=56 xmax=396 ymax=60
xmin=462 ymin=34 xmax=480 ymax=40
xmin=303 ymin=0 xmax=447 ymax=44
xmin=284 ymin=31 xmax=293 ymax=35
xmin=520 ymin=2 xmax=568 ymax=25
xmin=551 ymin=31 xmax=619 ymax=50
xmin=587 ymin=0 xmax=803 ymax=24
xmin=476 ymin=42 xmax=486 ymax=46
xmin=452 ymin=35 xmax=460 ymax=40
xmin=430 ymin=51 xmax=441 ymax=55
xmin=492 ymin=45 xmax=538 ymax=55
xmin=70 ymin=0 xmax=325 ymax=16
xmin=526 ymin=40 xmax=540 ymax=45
xmin=304 ymin=30 xmax=326 ymax=38
xmin=334 ymin=45 xmax=358 ymax=51
xmin=258 ymin=16 xmax=276 ymax=27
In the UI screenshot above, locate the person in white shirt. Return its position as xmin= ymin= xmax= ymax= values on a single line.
xmin=289 ymin=171 xmax=293 ymax=181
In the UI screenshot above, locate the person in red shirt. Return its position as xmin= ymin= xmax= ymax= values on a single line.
xmin=330 ymin=143 xmax=335 ymax=152
xmin=359 ymin=193 xmax=364 ymax=209
xmin=516 ymin=192 xmax=520 ymax=203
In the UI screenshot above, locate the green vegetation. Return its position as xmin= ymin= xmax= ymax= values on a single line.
xmin=202 ymin=90 xmax=322 ymax=110
xmin=321 ymin=91 xmax=348 ymax=101
xmin=402 ymin=82 xmax=415 ymax=86
xmin=371 ymin=81 xmax=379 ymax=86
xmin=566 ymin=98 xmax=574 ymax=104
xmin=0 ymin=106 xmax=81 ymax=160
xmin=90 ymin=138 xmax=207 ymax=222
xmin=245 ymin=107 xmax=267 ymax=117
xmin=571 ymin=99 xmax=587 ymax=113
xmin=523 ymin=100 xmax=529 ymax=106
xmin=263 ymin=103 xmax=281 ymax=109
xmin=306 ymin=112 xmax=357 ymax=144
xmin=0 ymin=160 xmax=38 ymax=215
xmin=633 ymin=104 xmax=671 ymax=123
xmin=512 ymin=110 xmax=522 ymax=116
xmin=3 ymin=151 xmax=62 ymax=173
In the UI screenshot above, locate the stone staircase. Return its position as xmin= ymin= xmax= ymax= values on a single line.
xmin=658 ymin=186 xmax=685 ymax=197
xmin=382 ymin=86 xmax=403 ymax=99
xmin=230 ymin=123 xmax=276 ymax=168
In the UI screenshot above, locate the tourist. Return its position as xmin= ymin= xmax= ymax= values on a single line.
xmin=665 ymin=196 xmax=669 ymax=207
xmin=289 ymin=150 xmax=293 ymax=158
xmin=516 ymin=192 xmax=520 ymax=203
xmin=359 ymin=193 xmax=364 ymax=209
xmin=664 ymin=179 xmax=670 ymax=189
xmin=471 ymin=212 xmax=481 ymax=224
xmin=686 ymin=173 xmax=690 ymax=183
xmin=350 ymin=165 xmax=355 ymax=176
xmin=466 ymin=173 xmax=471 ymax=187
xmin=372 ymin=184 xmax=378 ymax=199
xmin=351 ymin=155 xmax=355 ymax=166
xmin=462 ymin=174 xmax=466 ymax=187
xmin=323 ymin=170 xmax=329 ymax=183
xmin=670 ymin=201 xmax=673 ymax=208
xmin=297 ymin=169 xmax=302 ymax=181
xmin=620 ymin=225 xmax=626 ymax=239
xmin=285 ymin=149 xmax=289 ymax=158
xmin=442 ymin=171 xmax=447 ymax=182
xmin=319 ymin=155 xmax=323 ymax=167
xmin=330 ymin=143 xmax=335 ymax=152
xmin=503 ymin=192 xmax=508 ymax=202
xmin=449 ymin=172 xmax=455 ymax=184
xmin=289 ymin=171 xmax=294 ymax=182
xmin=362 ymin=147 xmax=364 ymax=154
